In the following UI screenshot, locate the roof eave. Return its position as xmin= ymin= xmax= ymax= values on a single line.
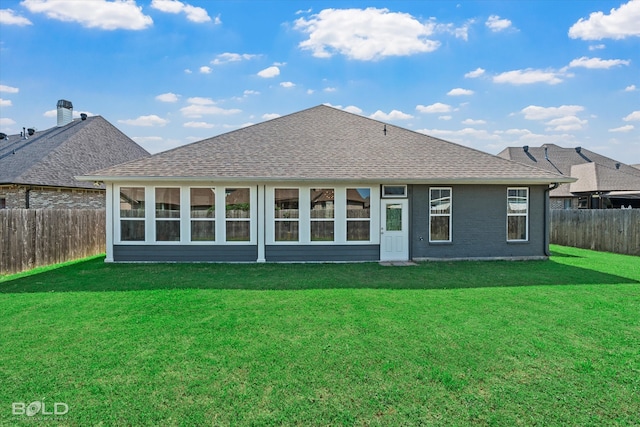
xmin=76 ymin=175 xmax=576 ymax=185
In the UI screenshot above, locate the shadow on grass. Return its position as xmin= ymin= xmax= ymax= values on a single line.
xmin=0 ymin=255 xmax=637 ymax=294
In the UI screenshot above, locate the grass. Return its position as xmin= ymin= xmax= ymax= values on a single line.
xmin=0 ymin=245 xmax=638 ymax=426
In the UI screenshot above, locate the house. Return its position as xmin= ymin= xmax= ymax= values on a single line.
xmin=78 ymin=105 xmax=573 ymax=263
xmin=0 ymin=100 xmax=149 ymax=209
xmin=498 ymin=144 xmax=640 ymax=209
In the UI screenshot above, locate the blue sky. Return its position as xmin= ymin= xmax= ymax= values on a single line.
xmin=1 ymin=0 xmax=639 ymax=163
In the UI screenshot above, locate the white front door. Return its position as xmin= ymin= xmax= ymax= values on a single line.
xmin=380 ymin=199 xmax=409 ymax=261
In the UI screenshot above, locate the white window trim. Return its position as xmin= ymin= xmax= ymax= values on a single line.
xmin=188 ymin=186 xmax=217 ymax=244
xmin=429 ymin=187 xmax=452 ymax=243
xmin=114 ymin=184 xmax=256 ymax=245
xmin=154 ymin=186 xmax=182 ymax=244
xmin=273 ymin=187 xmax=301 ymax=244
xmin=310 ymin=187 xmax=336 ymax=243
xmin=266 ymin=184 xmax=379 ymax=245
xmin=507 ymin=187 xmax=529 ymax=242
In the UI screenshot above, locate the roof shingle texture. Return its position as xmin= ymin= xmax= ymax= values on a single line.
xmin=90 ymin=105 xmax=565 ymax=182
xmin=497 ymin=144 xmax=640 ymax=196
xmin=0 ymin=116 xmax=149 ymax=189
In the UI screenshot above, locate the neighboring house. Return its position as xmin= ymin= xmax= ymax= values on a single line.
xmin=0 ymin=100 xmax=149 ymax=209
xmin=78 ymin=105 xmax=572 ymax=263
xmin=498 ymin=144 xmax=640 ymax=209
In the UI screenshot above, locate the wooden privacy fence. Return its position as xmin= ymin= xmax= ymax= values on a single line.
xmin=0 ymin=209 xmax=106 ymax=276
xmin=550 ymin=209 xmax=640 ymax=256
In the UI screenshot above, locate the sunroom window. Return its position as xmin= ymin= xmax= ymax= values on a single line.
xmin=226 ymin=188 xmax=251 ymax=242
xmin=274 ymin=188 xmax=299 ymax=241
xmin=120 ymin=187 xmax=145 ymax=241
xmin=346 ymin=188 xmax=371 ymax=241
xmin=310 ymin=188 xmax=334 ymax=241
xmin=155 ymin=188 xmax=180 ymax=241
xmin=190 ymin=188 xmax=215 ymax=241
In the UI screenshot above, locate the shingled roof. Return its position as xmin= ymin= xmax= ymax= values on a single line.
xmin=497 ymin=144 xmax=640 ymax=196
xmin=1 ymin=116 xmax=149 ymax=189
xmin=81 ymin=105 xmax=570 ymax=184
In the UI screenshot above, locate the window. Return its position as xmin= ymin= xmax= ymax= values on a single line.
xmin=274 ymin=188 xmax=299 ymax=241
xmin=507 ymin=188 xmax=528 ymax=241
xmin=120 ymin=187 xmax=145 ymax=241
xmin=346 ymin=188 xmax=371 ymax=241
xmin=430 ymin=188 xmax=451 ymax=242
xmin=190 ymin=188 xmax=215 ymax=241
xmin=226 ymin=188 xmax=251 ymax=241
xmin=310 ymin=188 xmax=334 ymax=241
xmin=382 ymin=185 xmax=407 ymax=198
xmin=155 ymin=188 xmax=180 ymax=241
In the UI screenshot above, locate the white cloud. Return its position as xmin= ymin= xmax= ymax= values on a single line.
xmin=184 ymin=69 xmax=193 ymax=74
xmin=294 ymin=8 xmax=441 ymax=60
xmin=187 ymin=97 xmax=214 ymax=105
xmin=464 ymin=67 xmax=485 ymax=78
xmin=416 ymin=103 xmax=452 ymax=113
xmin=418 ymin=127 xmax=500 ymax=141
xmin=568 ymin=56 xmax=630 ymax=69
xmin=155 ymin=92 xmax=179 ymax=103
xmin=0 ymin=98 xmax=13 ymax=107
xmin=609 ymin=125 xmax=634 ymax=132
xmin=211 ymin=53 xmax=258 ymax=65
xmin=43 ymin=109 xmax=95 ymax=119
xmin=323 ymin=87 xmax=337 ymax=92
xmin=257 ymin=66 xmax=280 ymax=78
xmin=439 ymin=115 xmax=452 ymax=120
xmin=493 ymin=68 xmax=568 ymax=85
xmin=485 ymin=15 xmax=512 ymax=32
xmin=625 ymin=84 xmax=637 ymax=92
xmin=0 ymin=8 xmax=32 ymax=25
xmin=184 ymin=121 xmax=214 ymax=128
xmin=199 ymin=66 xmax=212 ymax=74
xmin=434 ymin=19 xmax=475 ymax=42
xmin=306 ymin=89 xmax=315 ymax=95
xmin=369 ymin=110 xmax=413 ymax=121
xmin=447 ymin=88 xmax=474 ymax=96
xmin=589 ymin=43 xmax=606 ymax=50
xmin=180 ymin=99 xmax=241 ymax=118
xmin=343 ymin=105 xmax=363 ymax=114
xmin=0 ymin=84 xmax=19 ymax=93
xmin=262 ymin=113 xmax=281 ymax=120
xmin=0 ymin=117 xmax=16 ymax=126
xmin=623 ymin=111 xmax=640 ymax=121
xmin=544 ymin=116 xmax=587 ymax=132
xmin=22 ymin=0 xmax=152 ymax=30
xmin=280 ymin=81 xmax=295 ymax=88
xmin=569 ymin=0 xmax=640 ymax=40
xmin=521 ymin=105 xmax=585 ymax=120
xmin=119 ymin=115 xmax=168 ymax=127
xmin=462 ymin=118 xmax=486 ymax=125
xmin=150 ymin=0 xmax=212 ymax=23
xmin=243 ymin=90 xmax=260 ymax=96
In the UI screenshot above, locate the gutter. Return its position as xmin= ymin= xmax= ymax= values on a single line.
xmin=544 ymin=182 xmax=560 ymax=257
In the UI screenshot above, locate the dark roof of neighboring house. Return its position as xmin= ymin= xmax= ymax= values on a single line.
xmin=0 ymin=116 xmax=149 ymax=189
xmin=497 ymin=144 xmax=640 ymax=197
xmin=81 ymin=105 xmax=570 ymax=185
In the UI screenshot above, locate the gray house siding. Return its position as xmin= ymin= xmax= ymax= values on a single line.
xmin=113 ymin=245 xmax=258 ymax=262
xmin=266 ymin=245 xmax=379 ymax=262
xmin=411 ymin=185 xmax=547 ymax=259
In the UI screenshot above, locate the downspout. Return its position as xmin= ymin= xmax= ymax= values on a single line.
xmin=544 ymin=183 xmax=559 ymax=257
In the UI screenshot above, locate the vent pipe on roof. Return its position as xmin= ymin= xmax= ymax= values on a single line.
xmin=27 ymin=128 xmax=35 ymax=136
xmin=544 ymin=146 xmax=549 ymax=160
xmin=57 ymin=99 xmax=73 ymax=127
xmin=616 ymin=163 xmax=621 ymax=169
xmin=523 ymin=145 xmax=529 ymax=153
xmin=80 ymin=113 xmax=87 ymax=121
xmin=0 ymin=133 xmax=6 ymax=140
xmin=575 ymin=146 xmax=582 ymax=153
xmin=22 ymin=127 xmax=28 ymax=140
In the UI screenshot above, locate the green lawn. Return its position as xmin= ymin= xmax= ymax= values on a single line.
xmin=1 ymin=245 xmax=639 ymax=426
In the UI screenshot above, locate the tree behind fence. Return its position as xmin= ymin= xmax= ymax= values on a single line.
xmin=550 ymin=209 xmax=640 ymax=256
xmin=0 ymin=209 xmax=106 ymax=276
